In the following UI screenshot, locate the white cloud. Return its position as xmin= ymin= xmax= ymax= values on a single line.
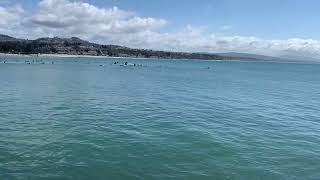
xmin=30 ymin=0 xmax=166 ymax=37
xmin=89 ymin=26 xmax=320 ymax=58
xmin=1 ymin=0 xmax=320 ymax=59
xmin=0 ymin=4 xmax=23 ymax=31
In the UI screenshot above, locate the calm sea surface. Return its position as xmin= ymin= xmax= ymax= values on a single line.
xmin=0 ymin=55 xmax=320 ymax=180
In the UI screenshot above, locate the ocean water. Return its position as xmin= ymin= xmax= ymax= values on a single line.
xmin=0 ymin=55 xmax=320 ymax=180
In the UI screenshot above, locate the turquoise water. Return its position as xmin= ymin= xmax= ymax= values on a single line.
xmin=0 ymin=55 xmax=320 ymax=180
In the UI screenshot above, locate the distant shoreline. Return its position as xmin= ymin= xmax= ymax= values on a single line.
xmin=0 ymin=53 xmax=220 ymax=61
xmin=0 ymin=53 xmax=123 ymax=58
xmin=1 ymin=53 xmax=319 ymax=65
xmin=0 ymin=35 xmax=228 ymax=61
xmin=0 ymin=53 xmax=168 ymax=61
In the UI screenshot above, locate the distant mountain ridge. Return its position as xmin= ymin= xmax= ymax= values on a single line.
xmin=0 ymin=34 xmax=23 ymax=41
xmin=0 ymin=34 xmax=227 ymax=60
xmin=215 ymin=52 xmax=280 ymax=61
xmin=1 ymin=34 xmax=318 ymax=62
xmin=217 ymin=52 xmax=320 ymax=62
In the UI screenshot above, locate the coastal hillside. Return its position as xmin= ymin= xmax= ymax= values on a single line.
xmin=0 ymin=34 xmax=232 ymax=60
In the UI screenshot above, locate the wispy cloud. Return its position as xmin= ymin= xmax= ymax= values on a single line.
xmin=0 ymin=3 xmax=23 ymax=33
xmin=219 ymin=25 xmax=233 ymax=31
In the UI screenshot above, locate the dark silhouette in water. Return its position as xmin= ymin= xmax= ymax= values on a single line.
xmin=113 ymin=61 xmax=142 ymax=67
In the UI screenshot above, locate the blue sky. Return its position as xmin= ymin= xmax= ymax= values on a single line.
xmin=5 ymin=0 xmax=320 ymax=39
xmin=1 ymin=0 xmax=320 ymax=58
xmin=98 ymin=0 xmax=320 ymax=39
